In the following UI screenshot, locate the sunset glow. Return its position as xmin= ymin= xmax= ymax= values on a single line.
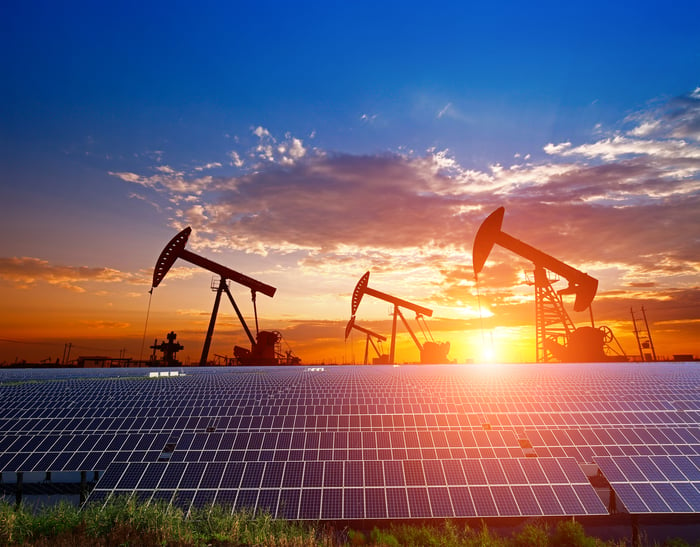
xmin=2 ymin=3 xmax=698 ymax=365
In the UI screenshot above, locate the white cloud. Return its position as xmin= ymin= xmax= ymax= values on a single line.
xmin=253 ymin=126 xmax=271 ymax=138
xmin=182 ymin=204 xmax=208 ymax=229
xmin=127 ymin=192 xmax=162 ymax=212
xmin=288 ymin=138 xmax=306 ymax=160
xmin=249 ymin=128 xmax=308 ymax=166
xmin=549 ymin=135 xmax=700 ymax=162
xmin=544 ymin=142 xmax=572 ymax=155
xmin=437 ymin=103 xmax=452 ymax=118
xmin=110 ymin=169 xmax=211 ymax=197
xmin=110 ymin=171 xmax=147 ymax=184
xmin=628 ymin=120 xmax=660 ymax=137
xmin=229 ymin=151 xmax=244 ymax=168
xmin=194 ymin=162 xmax=222 ymax=172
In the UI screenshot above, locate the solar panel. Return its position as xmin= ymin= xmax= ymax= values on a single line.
xmin=1 ymin=363 xmax=698 ymax=520
xmin=595 ymin=455 xmax=700 ymax=513
xmin=88 ymin=455 xmax=606 ymax=518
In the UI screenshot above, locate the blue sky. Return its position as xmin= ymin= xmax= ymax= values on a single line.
xmin=1 ymin=1 xmax=699 ymax=364
xmin=6 ymin=2 xmax=697 ymax=165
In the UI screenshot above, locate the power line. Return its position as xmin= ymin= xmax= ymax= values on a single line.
xmin=0 ymin=338 xmax=62 ymax=346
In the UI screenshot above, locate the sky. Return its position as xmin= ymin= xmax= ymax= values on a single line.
xmin=1 ymin=1 xmax=699 ymax=365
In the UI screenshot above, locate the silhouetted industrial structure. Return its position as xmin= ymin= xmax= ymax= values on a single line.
xmin=344 ymin=316 xmax=388 ymax=364
xmin=152 ymin=227 xmax=299 ymax=366
xmin=473 ymin=207 xmax=625 ymax=363
xmin=631 ymin=307 xmax=657 ymax=361
xmin=349 ymin=271 xmax=451 ymax=364
xmin=150 ymin=331 xmax=184 ymax=366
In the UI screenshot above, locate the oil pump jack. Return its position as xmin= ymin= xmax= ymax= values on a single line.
xmin=344 ymin=316 xmax=389 ymax=365
xmin=472 ymin=207 xmax=622 ymax=363
xmin=152 ymin=227 xmax=298 ymax=366
xmin=350 ymin=271 xmax=451 ymax=364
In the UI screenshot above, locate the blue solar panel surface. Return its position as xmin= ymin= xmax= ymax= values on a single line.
xmin=1 ymin=363 xmax=699 ymax=519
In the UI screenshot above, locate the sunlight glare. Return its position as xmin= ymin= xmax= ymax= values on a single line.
xmin=480 ymin=345 xmax=496 ymax=362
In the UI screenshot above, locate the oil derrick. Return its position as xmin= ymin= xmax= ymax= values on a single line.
xmin=152 ymin=227 xmax=290 ymax=366
xmin=150 ymin=331 xmax=183 ymax=366
xmin=473 ymin=207 xmax=623 ymax=363
xmin=350 ymin=271 xmax=451 ymax=364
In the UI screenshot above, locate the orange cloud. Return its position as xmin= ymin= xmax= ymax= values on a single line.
xmin=0 ymin=257 xmax=143 ymax=290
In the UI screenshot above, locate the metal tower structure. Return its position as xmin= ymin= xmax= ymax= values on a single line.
xmin=533 ymin=266 xmax=576 ymax=363
xmin=631 ymin=307 xmax=657 ymax=361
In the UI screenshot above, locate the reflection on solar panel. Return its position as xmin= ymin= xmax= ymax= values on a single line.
xmin=1 ymin=363 xmax=698 ymax=520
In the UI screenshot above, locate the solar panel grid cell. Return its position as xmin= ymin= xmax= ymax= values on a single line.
xmin=344 ymin=487 xmax=364 ymax=519
xmin=470 ymin=485 xmax=498 ymax=516
xmin=511 ymin=485 xmax=542 ymax=516
xmin=303 ymin=461 xmax=323 ymax=488
xmin=365 ymin=488 xmax=388 ymax=518
xmin=532 ymin=484 xmax=565 ymax=515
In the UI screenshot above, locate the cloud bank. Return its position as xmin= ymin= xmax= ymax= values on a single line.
xmin=111 ymin=88 xmax=699 ymax=277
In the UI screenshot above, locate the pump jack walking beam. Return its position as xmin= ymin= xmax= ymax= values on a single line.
xmin=152 ymin=227 xmax=276 ymax=297
xmin=351 ymin=271 xmax=433 ymax=317
xmin=473 ymin=207 xmax=597 ymax=312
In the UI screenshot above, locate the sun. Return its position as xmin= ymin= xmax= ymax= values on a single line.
xmin=474 ymin=327 xmax=500 ymax=363
xmin=479 ymin=345 xmax=496 ymax=363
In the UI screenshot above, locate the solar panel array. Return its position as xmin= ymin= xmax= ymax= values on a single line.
xmin=1 ymin=363 xmax=699 ymax=520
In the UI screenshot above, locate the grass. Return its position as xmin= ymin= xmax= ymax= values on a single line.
xmin=0 ymin=496 xmax=697 ymax=546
